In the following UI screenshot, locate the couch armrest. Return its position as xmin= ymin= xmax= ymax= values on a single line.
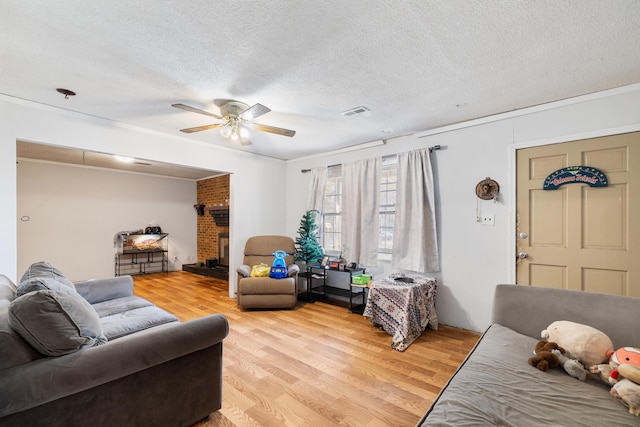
xmin=74 ymin=276 xmax=134 ymax=303
xmin=0 ymin=313 xmax=229 ymax=417
xmin=287 ymin=264 xmax=300 ymax=277
xmin=236 ymin=264 xmax=251 ymax=278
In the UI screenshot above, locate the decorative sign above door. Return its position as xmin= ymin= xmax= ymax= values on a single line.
xmin=543 ymin=166 xmax=608 ymax=190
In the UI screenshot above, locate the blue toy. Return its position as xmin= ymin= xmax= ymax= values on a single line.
xmin=269 ymin=250 xmax=289 ymax=279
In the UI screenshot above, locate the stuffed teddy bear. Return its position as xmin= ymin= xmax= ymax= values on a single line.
xmin=541 ymin=320 xmax=613 ymax=368
xmin=528 ymin=340 xmax=587 ymax=381
xmin=528 ymin=340 xmax=563 ymax=371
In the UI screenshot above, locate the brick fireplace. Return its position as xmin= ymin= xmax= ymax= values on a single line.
xmin=184 ymin=174 xmax=230 ymax=280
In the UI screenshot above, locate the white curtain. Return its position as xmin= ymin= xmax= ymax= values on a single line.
xmin=342 ymin=158 xmax=380 ymax=266
xmin=392 ymin=148 xmax=440 ymax=272
xmin=306 ymin=167 xmax=327 ymax=211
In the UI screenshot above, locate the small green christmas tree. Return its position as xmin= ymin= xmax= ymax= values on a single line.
xmin=294 ymin=210 xmax=324 ymax=264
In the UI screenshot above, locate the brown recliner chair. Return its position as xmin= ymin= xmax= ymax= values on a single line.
xmin=236 ymin=235 xmax=300 ymax=309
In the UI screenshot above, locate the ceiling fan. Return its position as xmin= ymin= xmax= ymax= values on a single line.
xmin=172 ymin=99 xmax=296 ymax=146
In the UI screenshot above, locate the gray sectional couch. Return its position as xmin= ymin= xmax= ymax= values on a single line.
xmin=0 ymin=262 xmax=229 ymax=427
xmin=418 ymin=284 xmax=640 ymax=426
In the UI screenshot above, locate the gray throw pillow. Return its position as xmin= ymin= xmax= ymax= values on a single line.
xmin=16 ymin=276 xmax=76 ymax=298
xmin=8 ymin=289 xmax=107 ymax=356
xmin=20 ymin=261 xmax=75 ymax=289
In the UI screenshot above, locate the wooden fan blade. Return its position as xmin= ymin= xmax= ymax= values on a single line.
xmin=246 ymin=122 xmax=296 ymax=137
xmin=239 ymin=103 xmax=271 ymax=121
xmin=172 ymin=103 xmax=223 ymax=120
xmin=179 ymin=123 xmax=224 ymax=133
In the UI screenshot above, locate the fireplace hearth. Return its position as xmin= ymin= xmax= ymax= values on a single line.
xmin=182 ymin=263 xmax=228 ymax=281
xmin=182 ymin=232 xmax=230 ymax=281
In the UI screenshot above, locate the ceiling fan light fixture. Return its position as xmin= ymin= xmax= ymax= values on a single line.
xmin=220 ymin=123 xmax=232 ymax=139
xmin=173 ymin=99 xmax=295 ymax=145
xmin=219 ymin=117 xmax=250 ymax=144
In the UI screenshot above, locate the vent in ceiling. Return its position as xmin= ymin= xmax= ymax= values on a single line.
xmin=341 ymin=106 xmax=371 ymax=117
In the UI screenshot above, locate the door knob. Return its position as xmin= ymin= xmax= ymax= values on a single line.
xmin=518 ymin=251 xmax=528 ymax=259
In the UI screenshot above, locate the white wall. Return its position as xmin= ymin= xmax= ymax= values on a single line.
xmin=0 ymin=102 xmax=17 ymax=278
xmin=285 ymin=84 xmax=640 ymax=332
xmin=1 ymin=97 xmax=287 ymax=297
xmin=3 ymin=86 xmax=640 ymax=327
xmin=17 ymin=160 xmax=197 ymax=281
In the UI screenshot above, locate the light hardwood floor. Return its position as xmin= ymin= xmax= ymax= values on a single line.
xmin=132 ymin=271 xmax=480 ymax=427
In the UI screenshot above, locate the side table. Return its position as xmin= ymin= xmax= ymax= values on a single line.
xmin=363 ymin=274 xmax=437 ymax=351
xmin=298 ymin=264 xmax=365 ymax=307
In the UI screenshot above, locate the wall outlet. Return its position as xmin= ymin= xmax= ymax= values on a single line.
xmin=481 ymin=214 xmax=495 ymax=226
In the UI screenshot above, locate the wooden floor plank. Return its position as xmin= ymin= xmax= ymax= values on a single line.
xmin=132 ymin=271 xmax=480 ymax=427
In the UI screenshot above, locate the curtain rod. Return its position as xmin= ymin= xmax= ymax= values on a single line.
xmin=301 ymin=163 xmax=340 ymax=173
xmin=300 ymin=146 xmax=442 ymax=173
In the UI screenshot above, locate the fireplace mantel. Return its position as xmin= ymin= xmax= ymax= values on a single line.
xmin=208 ymin=206 xmax=229 ymax=226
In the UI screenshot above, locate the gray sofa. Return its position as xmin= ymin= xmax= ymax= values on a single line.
xmin=0 ymin=263 xmax=229 ymax=427
xmin=418 ymin=284 xmax=640 ymax=426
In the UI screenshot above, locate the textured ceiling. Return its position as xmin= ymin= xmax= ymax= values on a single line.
xmin=3 ymin=0 xmax=640 ymax=164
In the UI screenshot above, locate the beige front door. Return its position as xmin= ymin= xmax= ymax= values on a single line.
xmin=516 ymin=132 xmax=639 ymax=296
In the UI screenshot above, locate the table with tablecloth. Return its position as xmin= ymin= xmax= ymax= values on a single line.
xmin=362 ymin=273 xmax=437 ymax=351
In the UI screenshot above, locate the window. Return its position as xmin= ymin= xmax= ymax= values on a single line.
xmin=321 ymin=165 xmax=342 ymax=253
xmin=379 ymin=156 xmax=397 ymax=254
xmin=320 ymin=156 xmax=397 ymax=258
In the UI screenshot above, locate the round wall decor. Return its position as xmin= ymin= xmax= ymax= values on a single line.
xmin=475 ymin=177 xmax=500 ymax=200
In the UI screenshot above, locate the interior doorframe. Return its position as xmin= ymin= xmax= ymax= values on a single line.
xmin=506 ymin=123 xmax=640 ymax=283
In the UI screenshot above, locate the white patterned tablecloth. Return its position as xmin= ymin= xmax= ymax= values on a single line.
xmin=363 ymin=274 xmax=437 ymax=351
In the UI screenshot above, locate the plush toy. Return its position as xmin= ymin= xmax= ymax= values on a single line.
xmin=528 ymin=340 xmax=587 ymax=380
xmin=591 ymin=347 xmax=640 ymax=385
xmin=612 ymin=347 xmax=640 ymax=377
xmin=589 ymin=347 xmax=640 ymax=416
xmin=611 ymin=363 xmax=640 ymax=416
xmin=618 ymin=364 xmax=640 ymax=384
xmin=611 ymin=379 xmax=640 ymax=416
xmin=541 ymin=320 xmax=613 ymax=368
xmin=528 ymin=340 xmax=563 ymax=371
xmin=552 ymin=349 xmax=587 ymax=381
